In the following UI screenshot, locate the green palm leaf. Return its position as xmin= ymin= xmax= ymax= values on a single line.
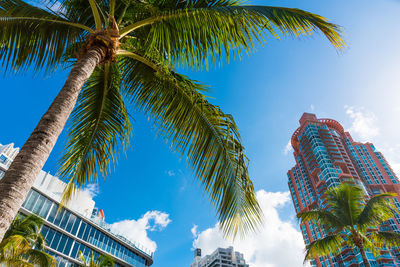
xmin=370 ymin=231 xmax=400 ymax=249
xmin=59 ymin=62 xmax=132 ymax=203
xmin=121 ymin=56 xmax=262 ymax=237
xmin=304 ymin=234 xmax=344 ymax=262
xmin=357 ymin=193 xmax=397 ymax=229
xmin=297 ymin=210 xmax=345 ymax=231
xmin=0 ymin=0 xmax=89 ymax=73
xmin=120 ymin=5 xmax=344 ymax=69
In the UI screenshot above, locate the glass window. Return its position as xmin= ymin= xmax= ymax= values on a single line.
xmin=38 ymin=198 xmax=52 ymax=218
xmin=22 ymin=190 xmax=33 ymax=207
xmin=45 ymin=228 xmax=55 ymax=245
xmin=63 ymin=237 xmax=74 ymax=256
xmin=32 ymin=194 xmax=44 ymax=214
xmin=50 ymin=232 xmax=61 ymax=250
xmin=24 ymin=190 xmax=39 ymax=211
xmin=66 ymin=214 xmax=76 ymax=232
xmin=53 ymin=209 xmax=65 ymax=226
xmin=40 ymin=225 xmax=49 ymax=239
xmin=47 ymin=204 xmax=57 ymax=223
xmin=57 ymin=235 xmax=68 ymax=252
xmin=60 ymin=212 xmax=70 ymax=229
xmin=83 ymin=225 xmax=91 ymax=241
xmin=72 ymin=217 xmax=81 ymax=236
xmin=70 ymin=241 xmax=80 ymax=259
xmin=77 ymin=222 xmax=87 ymax=239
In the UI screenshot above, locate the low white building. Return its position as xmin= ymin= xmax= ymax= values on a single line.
xmin=0 ymin=143 xmax=154 ymax=267
xmin=191 ymin=246 xmax=249 ymax=267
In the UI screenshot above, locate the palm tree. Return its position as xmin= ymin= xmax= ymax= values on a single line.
xmin=298 ymin=183 xmax=400 ymax=267
xmin=0 ymin=214 xmax=56 ymax=267
xmin=79 ymin=251 xmax=114 ymax=267
xmin=0 ymin=0 xmax=345 ymax=241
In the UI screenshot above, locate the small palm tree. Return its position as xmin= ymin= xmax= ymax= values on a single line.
xmin=0 ymin=0 xmax=345 ymax=241
xmin=0 ymin=214 xmax=56 ymax=267
xmin=298 ymin=183 xmax=400 ymax=267
xmin=79 ymin=251 xmax=114 ymax=267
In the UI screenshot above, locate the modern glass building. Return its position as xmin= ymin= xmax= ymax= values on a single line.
xmin=0 ymin=143 xmax=154 ymax=267
xmin=287 ymin=113 xmax=400 ymax=267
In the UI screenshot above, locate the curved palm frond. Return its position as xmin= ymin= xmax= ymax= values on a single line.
xmin=297 ymin=210 xmax=345 ymax=230
xmin=304 ymin=234 xmax=344 ymax=262
xmin=121 ymin=56 xmax=262 ymax=238
xmin=120 ymin=5 xmax=344 ymax=69
xmin=325 ymin=184 xmax=364 ymax=226
xmin=59 ymin=63 xmax=132 ymax=203
xmin=96 ymin=254 xmax=114 ymax=266
xmin=0 ymin=0 xmax=88 ymax=73
xmin=370 ymin=231 xmax=400 ymax=249
xmin=24 ymin=249 xmax=56 ymax=267
xmin=357 ymin=193 xmax=397 ymax=229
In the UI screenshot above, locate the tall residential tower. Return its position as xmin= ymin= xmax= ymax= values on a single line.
xmin=287 ymin=113 xmax=400 ymax=267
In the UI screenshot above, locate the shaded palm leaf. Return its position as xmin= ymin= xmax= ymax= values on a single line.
xmin=120 ymin=56 xmax=262 ymax=237
xmin=0 ymin=0 xmax=89 ymax=73
xmin=304 ymin=234 xmax=344 ymax=262
xmin=59 ymin=62 xmax=132 ymax=203
xmin=357 ymin=193 xmax=397 ymax=229
xmin=297 ymin=210 xmax=345 ymax=231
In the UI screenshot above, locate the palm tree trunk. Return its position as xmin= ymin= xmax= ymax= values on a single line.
xmin=359 ymin=245 xmax=371 ymax=267
xmin=0 ymin=46 xmax=106 ymax=241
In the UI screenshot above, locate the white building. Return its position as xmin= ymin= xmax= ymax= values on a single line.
xmin=0 ymin=143 xmax=153 ymax=267
xmin=191 ymin=247 xmax=249 ymax=267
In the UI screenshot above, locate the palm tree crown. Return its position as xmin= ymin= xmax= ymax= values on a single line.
xmin=298 ymin=183 xmax=400 ymax=267
xmin=0 ymin=214 xmax=56 ymax=267
xmin=79 ymin=251 xmax=114 ymax=267
xmin=0 ymin=0 xmax=345 ymax=238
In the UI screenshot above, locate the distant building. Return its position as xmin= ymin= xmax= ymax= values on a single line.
xmin=190 ymin=246 xmax=249 ymax=267
xmin=287 ymin=113 xmax=400 ymax=266
xmin=0 ymin=143 xmax=154 ymax=267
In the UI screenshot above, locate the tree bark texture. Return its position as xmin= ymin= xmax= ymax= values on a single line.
xmin=359 ymin=245 xmax=371 ymax=267
xmin=0 ymin=47 xmax=105 ymax=241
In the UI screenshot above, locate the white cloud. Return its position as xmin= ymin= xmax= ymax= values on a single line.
xmin=167 ymin=170 xmax=176 ymax=176
xmin=283 ymin=140 xmax=293 ymax=155
xmin=110 ymin=211 xmax=171 ymax=252
xmin=345 ymin=106 xmax=380 ymax=141
xmin=192 ymin=190 xmax=308 ymax=267
xmin=191 ymin=224 xmax=198 ymax=238
xmin=310 ymin=104 xmax=315 ymax=111
xmin=81 ymin=184 xmax=99 ymax=198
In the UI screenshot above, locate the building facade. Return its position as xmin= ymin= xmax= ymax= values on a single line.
xmin=287 ymin=113 xmax=400 ymax=267
xmin=0 ymin=143 xmax=154 ymax=267
xmin=190 ymin=246 xmax=249 ymax=267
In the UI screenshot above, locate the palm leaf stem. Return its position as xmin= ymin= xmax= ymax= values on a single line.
xmin=88 ymin=0 xmax=102 ymax=29
xmin=117 ymin=50 xmax=159 ymax=71
xmin=1 ymin=16 xmax=93 ymax=32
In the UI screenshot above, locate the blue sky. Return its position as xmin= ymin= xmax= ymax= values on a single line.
xmin=1 ymin=0 xmax=400 ymax=266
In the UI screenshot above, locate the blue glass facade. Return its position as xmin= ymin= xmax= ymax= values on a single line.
xmin=21 ymin=189 xmax=153 ymax=267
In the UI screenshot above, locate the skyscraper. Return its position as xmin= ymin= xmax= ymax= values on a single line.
xmin=190 ymin=246 xmax=249 ymax=267
xmin=287 ymin=113 xmax=400 ymax=267
xmin=0 ymin=143 xmax=154 ymax=267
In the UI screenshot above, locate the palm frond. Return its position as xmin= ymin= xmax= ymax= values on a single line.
xmin=97 ymin=254 xmax=115 ymax=266
xmin=0 ymin=0 xmax=88 ymax=73
xmin=23 ymin=249 xmax=56 ymax=267
xmin=121 ymin=56 xmax=262 ymax=238
xmin=297 ymin=210 xmax=344 ymax=230
xmin=120 ymin=5 xmax=344 ymax=69
xmin=357 ymin=192 xmax=397 ymax=229
xmin=304 ymin=234 xmax=344 ymax=262
xmin=370 ymin=231 xmax=400 ymax=249
xmin=326 ymin=184 xmax=364 ymax=226
xmin=59 ymin=63 xmax=132 ymax=204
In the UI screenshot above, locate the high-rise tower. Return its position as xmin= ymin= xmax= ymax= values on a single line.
xmin=287 ymin=113 xmax=400 ymax=267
